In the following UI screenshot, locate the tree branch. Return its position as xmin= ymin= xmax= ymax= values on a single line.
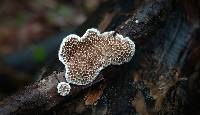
xmin=0 ymin=0 xmax=199 ymax=114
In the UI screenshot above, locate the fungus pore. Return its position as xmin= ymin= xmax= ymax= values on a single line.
xmin=58 ymin=28 xmax=135 ymax=85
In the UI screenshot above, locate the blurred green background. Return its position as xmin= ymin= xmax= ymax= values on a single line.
xmin=0 ymin=0 xmax=103 ymax=98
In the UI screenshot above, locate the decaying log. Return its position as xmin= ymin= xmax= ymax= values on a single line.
xmin=0 ymin=71 xmax=105 ymax=114
xmin=0 ymin=0 xmax=199 ymax=114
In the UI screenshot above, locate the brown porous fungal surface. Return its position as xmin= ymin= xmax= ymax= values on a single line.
xmin=58 ymin=28 xmax=135 ymax=85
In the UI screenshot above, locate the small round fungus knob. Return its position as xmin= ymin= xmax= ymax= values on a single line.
xmin=57 ymin=82 xmax=71 ymax=96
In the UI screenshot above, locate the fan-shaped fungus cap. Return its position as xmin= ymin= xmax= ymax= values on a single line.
xmin=57 ymin=82 xmax=71 ymax=96
xmin=58 ymin=28 xmax=135 ymax=85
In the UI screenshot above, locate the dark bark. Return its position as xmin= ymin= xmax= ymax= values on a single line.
xmin=0 ymin=0 xmax=199 ymax=114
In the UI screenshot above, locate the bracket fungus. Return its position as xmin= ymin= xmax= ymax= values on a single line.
xmin=57 ymin=28 xmax=135 ymax=96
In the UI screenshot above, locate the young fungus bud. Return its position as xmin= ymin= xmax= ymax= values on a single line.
xmin=57 ymin=82 xmax=71 ymax=96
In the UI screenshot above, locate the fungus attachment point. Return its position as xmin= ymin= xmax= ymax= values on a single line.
xmin=57 ymin=82 xmax=71 ymax=96
xmin=58 ymin=28 xmax=135 ymax=86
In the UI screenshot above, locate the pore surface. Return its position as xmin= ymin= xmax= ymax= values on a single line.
xmin=58 ymin=28 xmax=135 ymax=85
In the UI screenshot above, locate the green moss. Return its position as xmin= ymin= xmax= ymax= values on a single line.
xmin=32 ymin=47 xmax=47 ymax=63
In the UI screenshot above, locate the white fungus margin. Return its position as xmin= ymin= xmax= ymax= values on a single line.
xmin=58 ymin=28 xmax=135 ymax=87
